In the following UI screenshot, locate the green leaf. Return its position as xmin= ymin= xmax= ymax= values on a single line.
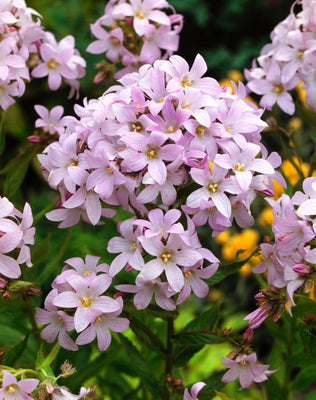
xmin=174 ymin=345 xmax=203 ymax=367
xmin=31 ymin=233 xmax=51 ymax=266
xmin=129 ymin=316 xmax=165 ymax=354
xmin=207 ymin=255 xmax=254 ymax=286
xmin=299 ymin=325 xmax=316 ymax=363
xmin=36 ymin=342 xmax=60 ymax=371
xmin=183 ymin=303 xmax=221 ymax=332
xmin=119 ymin=334 xmax=161 ymax=398
xmin=3 ymin=334 xmax=28 ymax=366
xmin=198 ymin=371 xmax=225 ymax=398
xmin=215 ymin=391 xmax=235 ymax=400
xmin=173 ymin=331 xmax=226 ymax=346
xmin=291 ymin=365 xmax=316 ymax=393
xmin=0 ymin=143 xmax=39 ymax=198
xmin=143 ymin=304 xmax=178 ymax=320
xmin=265 ymin=376 xmax=287 ymax=400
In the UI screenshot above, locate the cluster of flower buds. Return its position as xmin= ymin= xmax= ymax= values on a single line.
xmin=245 ymin=0 xmax=316 ymax=114
xmin=87 ymin=0 xmax=183 ymax=79
xmin=0 ymin=196 xmax=35 ymax=280
xmin=113 ymin=210 xmax=219 ymax=309
xmin=38 ymin=53 xmax=284 ymax=236
xmin=0 ymin=0 xmax=86 ymax=110
xmin=245 ymin=176 xmax=316 ymax=329
xmin=36 ymin=255 xmax=129 ymax=351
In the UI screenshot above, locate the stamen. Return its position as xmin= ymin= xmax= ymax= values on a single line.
xmin=167 ymin=125 xmax=176 ymax=133
xmin=7 ymin=386 xmax=15 ymax=393
xmin=195 ymin=125 xmax=205 ymax=136
xmin=80 ymin=296 xmax=92 ymax=307
xmin=131 ymin=122 xmax=143 ymax=132
xmin=130 ymin=243 xmax=137 ymax=250
xmin=234 ymin=162 xmax=245 ymax=172
xmin=207 ymin=182 xmax=218 ymax=193
xmin=181 ymin=76 xmax=192 ymax=87
xmin=46 ymin=58 xmax=58 ymax=70
xmin=160 ymin=250 xmax=172 ymax=263
xmin=274 ymin=84 xmax=284 ymax=94
xmin=95 ymin=316 xmax=102 ymax=323
xmin=184 ymin=271 xmax=192 ymax=278
xmin=111 ymin=37 xmax=120 ymax=46
xmin=135 ymin=10 xmax=145 ymax=19
xmin=146 ymin=147 xmax=158 ymax=159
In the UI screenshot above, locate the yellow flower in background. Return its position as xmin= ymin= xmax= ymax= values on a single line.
xmin=281 ymin=157 xmax=309 ymax=186
xmin=258 ymin=207 xmax=274 ymax=227
xmin=227 ymin=69 xmax=244 ymax=82
xmin=216 ymin=229 xmax=262 ymax=276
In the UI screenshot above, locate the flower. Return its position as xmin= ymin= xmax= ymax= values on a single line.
xmin=222 ymin=352 xmax=275 ymax=389
xmin=183 ymin=381 xmax=206 ymax=400
xmin=0 ymin=371 xmax=39 ymax=400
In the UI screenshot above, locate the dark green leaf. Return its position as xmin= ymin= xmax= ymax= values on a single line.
xmin=3 ymin=334 xmax=28 ymax=366
xmin=215 ymin=391 xmax=235 ymax=400
xmin=173 ymin=331 xmax=226 ymax=346
xmin=174 ymin=345 xmax=203 ymax=367
xmin=183 ymin=303 xmax=221 ymax=332
xmin=143 ymin=304 xmax=178 ymax=320
xmin=119 ymin=334 xmax=161 ymax=398
xmin=265 ymin=376 xmax=287 ymax=400
xmin=198 ymin=371 xmax=225 ymax=398
xmin=31 ymin=233 xmax=51 ymax=266
xmin=207 ymin=255 xmax=254 ymax=286
xmin=299 ymin=325 xmax=316 ymax=363
xmin=291 ymin=365 xmax=316 ymax=393
xmin=0 ymin=143 xmax=39 ymax=198
xmin=129 ymin=316 xmax=165 ymax=354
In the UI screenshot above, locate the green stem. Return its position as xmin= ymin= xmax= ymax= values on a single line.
xmin=283 ymin=317 xmax=295 ymax=399
xmin=0 ymin=110 xmax=6 ymax=157
xmin=163 ymin=318 xmax=174 ymax=400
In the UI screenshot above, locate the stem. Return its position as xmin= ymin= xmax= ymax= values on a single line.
xmin=283 ymin=317 xmax=295 ymax=399
xmin=0 ymin=110 xmax=6 ymax=157
xmin=25 ymin=300 xmax=41 ymax=348
xmin=163 ymin=318 xmax=174 ymax=400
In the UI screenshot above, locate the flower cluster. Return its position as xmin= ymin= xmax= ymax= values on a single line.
xmin=245 ymin=0 xmax=316 ymax=114
xmin=35 ymin=255 xmax=129 ymax=351
xmin=0 ymin=196 xmax=35 ymax=280
xmin=114 ymin=210 xmax=219 ymax=309
xmin=0 ymin=370 xmax=39 ymax=400
xmin=245 ymin=176 xmax=316 ymax=329
xmin=87 ymin=0 xmax=183 ymax=79
xmin=0 ymin=0 xmax=85 ymax=110
xmin=38 ymin=53 xmax=283 ymax=235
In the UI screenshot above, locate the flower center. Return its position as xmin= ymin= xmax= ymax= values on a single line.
xmin=167 ymin=125 xmax=176 ymax=133
xmin=95 ymin=316 xmax=102 ymax=323
xmin=69 ymin=159 xmax=78 ymax=166
xmin=160 ymin=250 xmax=173 ymax=263
xmin=84 ymin=270 xmax=90 ymax=277
xmin=184 ymin=270 xmax=192 ymax=277
xmin=181 ymin=76 xmax=192 ymax=87
xmin=130 ymin=243 xmax=137 ymax=250
xmin=131 ymin=122 xmax=143 ymax=132
xmin=107 ymin=166 xmax=113 ymax=173
xmin=274 ymin=84 xmax=284 ymax=94
xmin=240 ymin=360 xmax=247 ymax=365
xmin=146 ymin=147 xmax=158 ymax=159
xmin=207 ymin=182 xmax=218 ymax=193
xmin=111 ymin=37 xmax=120 ymax=46
xmin=135 ymin=10 xmax=145 ymax=19
xmin=226 ymin=125 xmax=232 ymax=132
xmin=195 ymin=125 xmax=205 ymax=136
xmin=46 ymin=58 xmax=59 ymax=70
xmin=80 ymin=296 xmax=92 ymax=307
xmin=7 ymin=385 xmax=16 ymax=393
xmin=234 ymin=162 xmax=245 ymax=172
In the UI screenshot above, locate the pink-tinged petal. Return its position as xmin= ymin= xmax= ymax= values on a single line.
xmin=139 ymin=236 xmax=163 ymax=256
xmin=142 ymin=259 xmax=163 ymax=280
xmin=0 ymin=197 xmax=13 ymax=217
xmin=148 ymin=10 xmax=170 ymax=26
xmin=35 ymin=308 xmax=54 ymax=325
xmin=187 ymin=188 xmax=208 ymax=208
xmin=161 ymin=183 xmax=177 ymax=206
xmin=191 ymin=54 xmax=207 ymax=78
xmin=86 ymin=40 xmax=109 ymax=54
xmin=74 ymin=307 xmax=97 ymax=332
xmin=0 ymin=254 xmax=21 ymax=278
xmin=93 ymin=296 xmax=122 ymax=313
xmin=134 ymin=285 xmax=153 ymax=309
xmin=107 ymin=317 xmax=129 ymax=332
xmin=2 ymin=371 xmax=17 ymax=387
xmin=129 ymin=250 xmax=144 ymax=270
xmin=175 ymin=249 xmax=202 ymax=266
xmin=19 ymin=379 xmax=39 ymax=393
xmin=0 ymin=231 xmax=22 ymax=253
xmin=53 ymin=291 xmax=80 ymax=308
xmin=109 ymin=253 xmax=130 ymax=276
xmin=48 ymin=72 xmax=62 ymax=91
xmin=210 ymin=192 xmax=231 ymax=218
xmin=239 ymin=365 xmax=253 ymax=388
xmin=191 ymin=277 xmax=209 ymax=298
xmin=250 ymin=159 xmax=274 ymax=174
xmin=297 ymin=199 xmax=316 ymax=215
xmin=58 ymin=330 xmax=78 ymax=351
xmin=165 ymin=264 xmax=184 ymax=292
xmin=86 ymin=193 xmax=101 ymax=225
xmin=32 ymin=63 xmax=49 ymax=78
xmin=137 ymin=185 xmax=159 ymax=203
xmin=235 ymin=170 xmax=252 ymax=191
xmin=41 ymin=324 xmax=60 ymax=342
xmin=277 ymin=92 xmax=295 ymax=115
xmin=148 ymin=158 xmax=166 ymax=185
xmin=191 ymin=382 xmax=206 ymax=398
xmin=107 ymin=237 xmax=131 ymax=253
xmin=221 ymin=365 xmax=240 ymax=383
xmin=76 ymin=325 xmax=96 ymax=345
xmin=95 ymin=324 xmax=112 ymax=351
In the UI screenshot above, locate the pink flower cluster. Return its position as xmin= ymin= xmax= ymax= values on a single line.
xmin=87 ymin=0 xmax=183 ymax=78
xmin=35 ymin=255 xmax=129 ymax=351
xmin=38 ymin=53 xmax=283 ymax=236
xmin=0 ymin=370 xmax=39 ymax=400
xmin=246 ymin=176 xmax=316 ymax=329
xmin=246 ymin=0 xmax=316 ymax=114
xmin=0 ymin=196 xmax=35 ymax=280
xmin=114 ymin=209 xmax=219 ymax=310
xmin=0 ymin=0 xmax=85 ymax=110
